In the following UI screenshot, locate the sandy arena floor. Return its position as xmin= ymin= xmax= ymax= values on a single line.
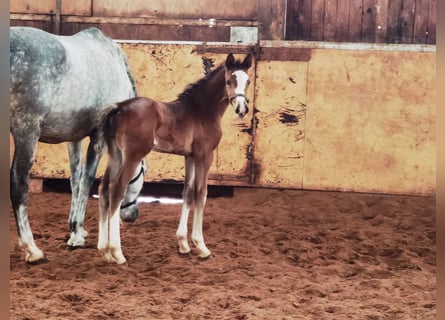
xmin=10 ymin=187 xmax=435 ymax=319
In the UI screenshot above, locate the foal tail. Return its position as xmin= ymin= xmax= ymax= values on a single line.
xmin=94 ymin=103 xmax=121 ymax=154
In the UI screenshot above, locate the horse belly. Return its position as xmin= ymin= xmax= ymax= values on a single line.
xmin=153 ymin=136 xmax=192 ymax=156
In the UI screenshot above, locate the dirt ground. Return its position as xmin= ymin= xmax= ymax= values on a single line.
xmin=10 ymin=187 xmax=435 ymax=320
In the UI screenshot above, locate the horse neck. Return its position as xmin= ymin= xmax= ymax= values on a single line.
xmin=191 ymin=67 xmax=229 ymax=119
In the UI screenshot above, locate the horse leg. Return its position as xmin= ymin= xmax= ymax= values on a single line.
xmin=120 ymin=159 xmax=147 ymax=222
xmin=102 ymin=158 xmax=141 ymax=264
xmin=191 ymin=154 xmax=213 ymax=259
xmin=176 ymin=156 xmax=195 ymax=254
xmin=67 ymin=139 xmax=102 ymax=246
xmin=10 ymin=130 xmax=45 ymax=262
xmin=66 ymin=141 xmax=87 ymax=246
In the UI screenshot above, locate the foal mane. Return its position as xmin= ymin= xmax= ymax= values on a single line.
xmin=178 ymin=63 xmax=224 ymax=106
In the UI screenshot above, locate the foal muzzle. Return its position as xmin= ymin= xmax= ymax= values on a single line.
xmin=229 ymin=94 xmax=249 ymax=117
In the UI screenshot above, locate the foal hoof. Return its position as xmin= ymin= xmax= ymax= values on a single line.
xmin=27 ymin=256 xmax=49 ymax=265
xmin=178 ymin=251 xmax=192 ymax=258
xmin=198 ymin=253 xmax=212 ymax=261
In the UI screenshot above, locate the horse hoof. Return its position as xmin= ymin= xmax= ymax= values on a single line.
xmin=120 ymin=209 xmax=139 ymax=223
xmin=67 ymin=244 xmax=83 ymax=251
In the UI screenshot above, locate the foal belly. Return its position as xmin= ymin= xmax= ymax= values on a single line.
xmin=153 ymin=137 xmax=192 ymax=156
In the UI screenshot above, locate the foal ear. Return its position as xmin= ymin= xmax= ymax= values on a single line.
xmin=242 ymin=53 xmax=253 ymax=69
xmin=225 ymin=53 xmax=235 ymax=68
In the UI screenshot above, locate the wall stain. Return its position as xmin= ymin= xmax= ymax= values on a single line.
xmin=279 ymin=112 xmax=299 ymax=125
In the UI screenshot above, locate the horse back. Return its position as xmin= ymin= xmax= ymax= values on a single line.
xmin=10 ymin=27 xmax=135 ymax=142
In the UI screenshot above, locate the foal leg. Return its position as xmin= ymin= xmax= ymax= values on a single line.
xmin=97 ymin=168 xmax=111 ymax=257
xmin=102 ymin=159 xmax=141 ymax=264
xmin=191 ymin=155 xmax=213 ymax=259
xmin=67 ymin=139 xmax=102 ymax=246
xmin=10 ymin=129 xmax=45 ymax=262
xmin=176 ymin=156 xmax=195 ymax=254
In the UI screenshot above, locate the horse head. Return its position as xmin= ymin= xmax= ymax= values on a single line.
xmin=224 ymin=53 xmax=253 ymax=118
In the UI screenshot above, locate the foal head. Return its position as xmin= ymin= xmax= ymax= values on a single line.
xmin=224 ymin=53 xmax=253 ymax=118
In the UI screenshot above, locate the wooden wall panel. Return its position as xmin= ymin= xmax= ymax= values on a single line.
xmin=336 ymin=0 xmax=351 ymax=42
xmin=304 ymin=49 xmax=436 ymax=195
xmin=253 ymin=59 xmax=308 ymax=188
xmin=414 ymin=0 xmax=429 ymax=43
xmin=285 ymin=0 xmax=312 ymax=40
xmin=60 ymin=23 xmax=230 ymax=41
xmin=257 ymin=0 xmax=286 ymax=40
xmin=361 ymin=0 xmax=377 ymax=43
xmin=426 ymin=0 xmax=436 ymax=44
xmin=323 ymin=0 xmax=338 ymax=41
xmin=400 ymin=0 xmax=416 ymax=43
xmin=92 ymin=0 xmax=256 ymax=19
xmin=10 ymin=0 xmax=91 ymax=16
xmin=10 ymin=40 xmax=435 ymax=195
xmin=284 ymin=0 xmax=435 ymax=44
xmin=310 ymin=0 xmax=325 ymax=41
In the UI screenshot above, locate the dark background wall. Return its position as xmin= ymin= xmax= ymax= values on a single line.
xmin=10 ymin=0 xmax=436 ymax=44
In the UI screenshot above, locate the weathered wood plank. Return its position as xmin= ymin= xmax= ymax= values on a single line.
xmin=426 ymin=0 xmax=436 ymax=44
xmin=10 ymin=0 xmax=91 ymax=16
xmin=61 ymin=15 xmax=257 ymax=27
xmin=336 ymin=0 xmax=351 ymax=42
xmin=375 ymin=0 xmax=388 ymax=43
xmin=257 ymin=0 xmax=286 ymax=40
xmin=348 ymin=0 xmax=363 ymax=42
xmin=414 ymin=0 xmax=429 ymax=43
xmin=93 ymin=0 xmax=257 ymax=20
xmin=361 ymin=0 xmax=377 ymax=42
xmin=61 ymin=23 xmax=231 ymax=41
xmin=10 ymin=19 xmax=53 ymax=32
xmin=311 ymin=0 xmax=325 ymax=41
xmin=285 ymin=0 xmax=312 ymax=40
xmin=400 ymin=0 xmax=416 ymax=43
xmin=324 ymin=0 xmax=338 ymax=41
xmin=386 ymin=0 xmax=403 ymax=43
xmin=260 ymin=47 xmax=312 ymax=61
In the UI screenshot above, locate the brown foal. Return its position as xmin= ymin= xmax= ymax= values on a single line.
xmin=97 ymin=53 xmax=253 ymax=263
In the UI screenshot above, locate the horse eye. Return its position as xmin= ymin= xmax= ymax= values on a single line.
xmin=226 ymin=80 xmax=232 ymax=86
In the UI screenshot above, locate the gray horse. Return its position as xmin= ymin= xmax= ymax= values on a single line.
xmin=10 ymin=26 xmax=144 ymax=263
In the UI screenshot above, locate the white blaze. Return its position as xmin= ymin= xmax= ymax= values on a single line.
xmin=233 ymin=70 xmax=249 ymax=94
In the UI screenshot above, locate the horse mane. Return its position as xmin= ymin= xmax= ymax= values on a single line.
xmin=178 ymin=63 xmax=224 ymax=105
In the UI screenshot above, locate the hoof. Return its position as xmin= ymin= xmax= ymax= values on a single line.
xmin=67 ymin=244 xmax=83 ymax=251
xmin=178 ymin=251 xmax=192 ymax=258
xmin=104 ymin=251 xmax=127 ymax=265
xmin=120 ymin=208 xmax=139 ymax=223
xmin=67 ymin=231 xmax=87 ymax=247
xmin=25 ymin=247 xmax=46 ymax=264
xmin=198 ymin=253 xmax=212 ymax=261
xmin=27 ymin=256 xmax=48 ymax=265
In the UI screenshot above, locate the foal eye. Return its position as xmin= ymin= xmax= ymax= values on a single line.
xmin=226 ymin=80 xmax=232 ymax=85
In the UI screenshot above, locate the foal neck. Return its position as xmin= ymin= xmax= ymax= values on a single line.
xmin=178 ymin=65 xmax=228 ymax=119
